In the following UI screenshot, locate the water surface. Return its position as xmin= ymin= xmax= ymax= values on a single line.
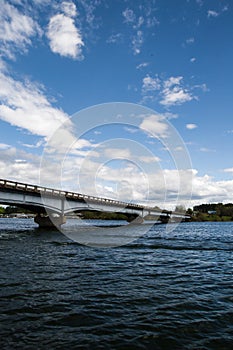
xmin=1 ymin=219 xmax=233 ymax=349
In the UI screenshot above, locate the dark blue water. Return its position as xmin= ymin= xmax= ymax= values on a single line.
xmin=1 ymin=219 xmax=233 ymax=349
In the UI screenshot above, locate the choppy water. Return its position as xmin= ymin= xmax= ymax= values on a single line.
xmin=1 ymin=218 xmax=233 ymax=349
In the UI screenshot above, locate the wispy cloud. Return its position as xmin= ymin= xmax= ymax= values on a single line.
xmin=186 ymin=37 xmax=195 ymax=44
xmin=140 ymin=114 xmax=168 ymax=138
xmin=106 ymin=33 xmax=123 ymax=44
xmin=207 ymin=5 xmax=228 ymax=19
xmin=223 ymin=168 xmax=233 ymax=174
xmin=122 ymin=8 xmax=136 ymax=24
xmin=136 ymin=62 xmax=149 ymax=69
xmin=0 ymin=0 xmax=41 ymax=59
xmin=0 ymin=69 xmax=69 ymax=138
xmin=200 ymin=147 xmax=216 ymax=153
xmin=61 ymin=1 xmax=77 ymax=17
xmin=122 ymin=4 xmax=159 ymax=55
xmin=207 ymin=10 xmax=219 ymax=18
xmin=186 ymin=124 xmax=197 ymax=130
xmin=132 ymin=30 xmax=144 ymax=55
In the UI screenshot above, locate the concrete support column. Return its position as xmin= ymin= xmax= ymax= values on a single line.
xmin=127 ymin=215 xmax=144 ymax=224
xmin=159 ymin=215 xmax=170 ymax=224
xmin=34 ymin=214 xmax=66 ymax=229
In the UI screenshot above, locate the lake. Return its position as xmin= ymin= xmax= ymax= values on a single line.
xmin=1 ymin=219 xmax=233 ymax=349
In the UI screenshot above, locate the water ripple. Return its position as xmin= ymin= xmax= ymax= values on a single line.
xmin=1 ymin=220 xmax=233 ymax=349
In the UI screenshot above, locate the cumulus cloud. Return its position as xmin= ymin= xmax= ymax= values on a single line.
xmin=140 ymin=114 xmax=168 ymax=138
xmin=160 ymin=76 xmax=194 ymax=106
xmin=0 ymin=145 xmax=42 ymax=184
xmin=0 ymin=1 xmax=41 ymax=58
xmin=142 ymin=75 xmax=161 ymax=92
xmin=47 ymin=11 xmax=84 ymax=59
xmin=104 ymin=148 xmax=131 ymax=159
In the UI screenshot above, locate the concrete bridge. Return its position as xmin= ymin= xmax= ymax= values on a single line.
xmin=0 ymin=179 xmax=190 ymax=228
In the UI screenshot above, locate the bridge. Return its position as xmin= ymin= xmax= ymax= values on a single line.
xmin=0 ymin=179 xmax=190 ymax=228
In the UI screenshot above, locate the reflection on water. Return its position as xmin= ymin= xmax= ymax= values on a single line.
xmin=1 ymin=218 xmax=233 ymax=349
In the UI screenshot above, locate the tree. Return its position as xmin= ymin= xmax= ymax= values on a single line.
xmin=174 ymin=205 xmax=186 ymax=213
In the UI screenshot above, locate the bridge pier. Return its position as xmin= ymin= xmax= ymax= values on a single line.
xmin=127 ymin=215 xmax=144 ymax=224
xmin=34 ymin=214 xmax=66 ymax=229
xmin=159 ymin=215 xmax=170 ymax=224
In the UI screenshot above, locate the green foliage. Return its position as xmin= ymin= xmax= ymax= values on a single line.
xmin=0 ymin=205 xmax=34 ymax=215
xmin=193 ymin=203 xmax=233 ymax=217
xmin=186 ymin=208 xmax=193 ymax=215
xmin=80 ymin=211 xmax=128 ymax=220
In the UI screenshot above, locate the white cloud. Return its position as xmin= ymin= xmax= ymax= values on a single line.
xmin=139 ymin=114 xmax=168 ymax=138
xmin=224 ymin=168 xmax=233 ymax=174
xmin=200 ymin=147 xmax=216 ymax=153
xmin=1 ymin=143 xmax=233 ymax=209
xmin=132 ymin=30 xmax=144 ymax=55
xmin=136 ymin=62 xmax=149 ymax=69
xmin=164 ymin=76 xmax=182 ymax=88
xmin=106 ymin=33 xmax=123 ymax=44
xmin=104 ymin=148 xmax=131 ymax=159
xmin=122 ymin=8 xmax=136 ymax=23
xmin=160 ymin=76 xmax=194 ymax=106
xmin=190 ymin=172 xmax=233 ymax=205
xmin=186 ymin=123 xmax=197 ymax=130
xmin=0 ymin=146 xmax=42 ymax=184
xmin=207 ymin=10 xmax=219 ymax=18
xmin=61 ymin=1 xmax=77 ymax=17
xmin=123 ymin=126 xmax=138 ymax=134
xmin=47 ymin=13 xmax=84 ymax=59
xmin=0 ymin=1 xmax=41 ymax=58
xmin=142 ymin=75 xmax=161 ymax=92
xmin=0 ymin=70 xmax=69 ymax=138
xmin=186 ymin=37 xmax=194 ymax=44
xmin=138 ymin=155 xmax=160 ymax=163
xmin=0 ymin=143 xmax=11 ymax=150
xmin=190 ymin=57 xmax=196 ymax=63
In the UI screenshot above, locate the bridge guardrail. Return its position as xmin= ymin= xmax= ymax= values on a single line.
xmin=0 ymin=178 xmax=190 ymax=219
xmin=0 ymin=178 xmax=143 ymax=210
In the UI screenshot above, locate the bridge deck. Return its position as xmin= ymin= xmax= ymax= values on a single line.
xmin=0 ymin=178 xmax=190 ymax=219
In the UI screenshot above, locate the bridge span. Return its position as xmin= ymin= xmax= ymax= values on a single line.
xmin=0 ymin=179 xmax=190 ymax=228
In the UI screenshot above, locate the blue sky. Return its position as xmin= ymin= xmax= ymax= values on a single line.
xmin=0 ymin=0 xmax=232 ymax=209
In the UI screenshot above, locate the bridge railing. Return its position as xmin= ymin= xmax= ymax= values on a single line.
xmin=0 ymin=178 xmax=191 ymax=219
xmin=0 ymin=178 xmax=143 ymax=210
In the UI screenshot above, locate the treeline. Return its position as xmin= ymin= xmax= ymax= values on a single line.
xmin=79 ymin=211 xmax=129 ymax=221
xmin=0 ymin=206 xmax=33 ymax=215
xmin=191 ymin=203 xmax=233 ymax=222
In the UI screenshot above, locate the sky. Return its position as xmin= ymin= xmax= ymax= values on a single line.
xmin=0 ymin=0 xmax=232 ymax=210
